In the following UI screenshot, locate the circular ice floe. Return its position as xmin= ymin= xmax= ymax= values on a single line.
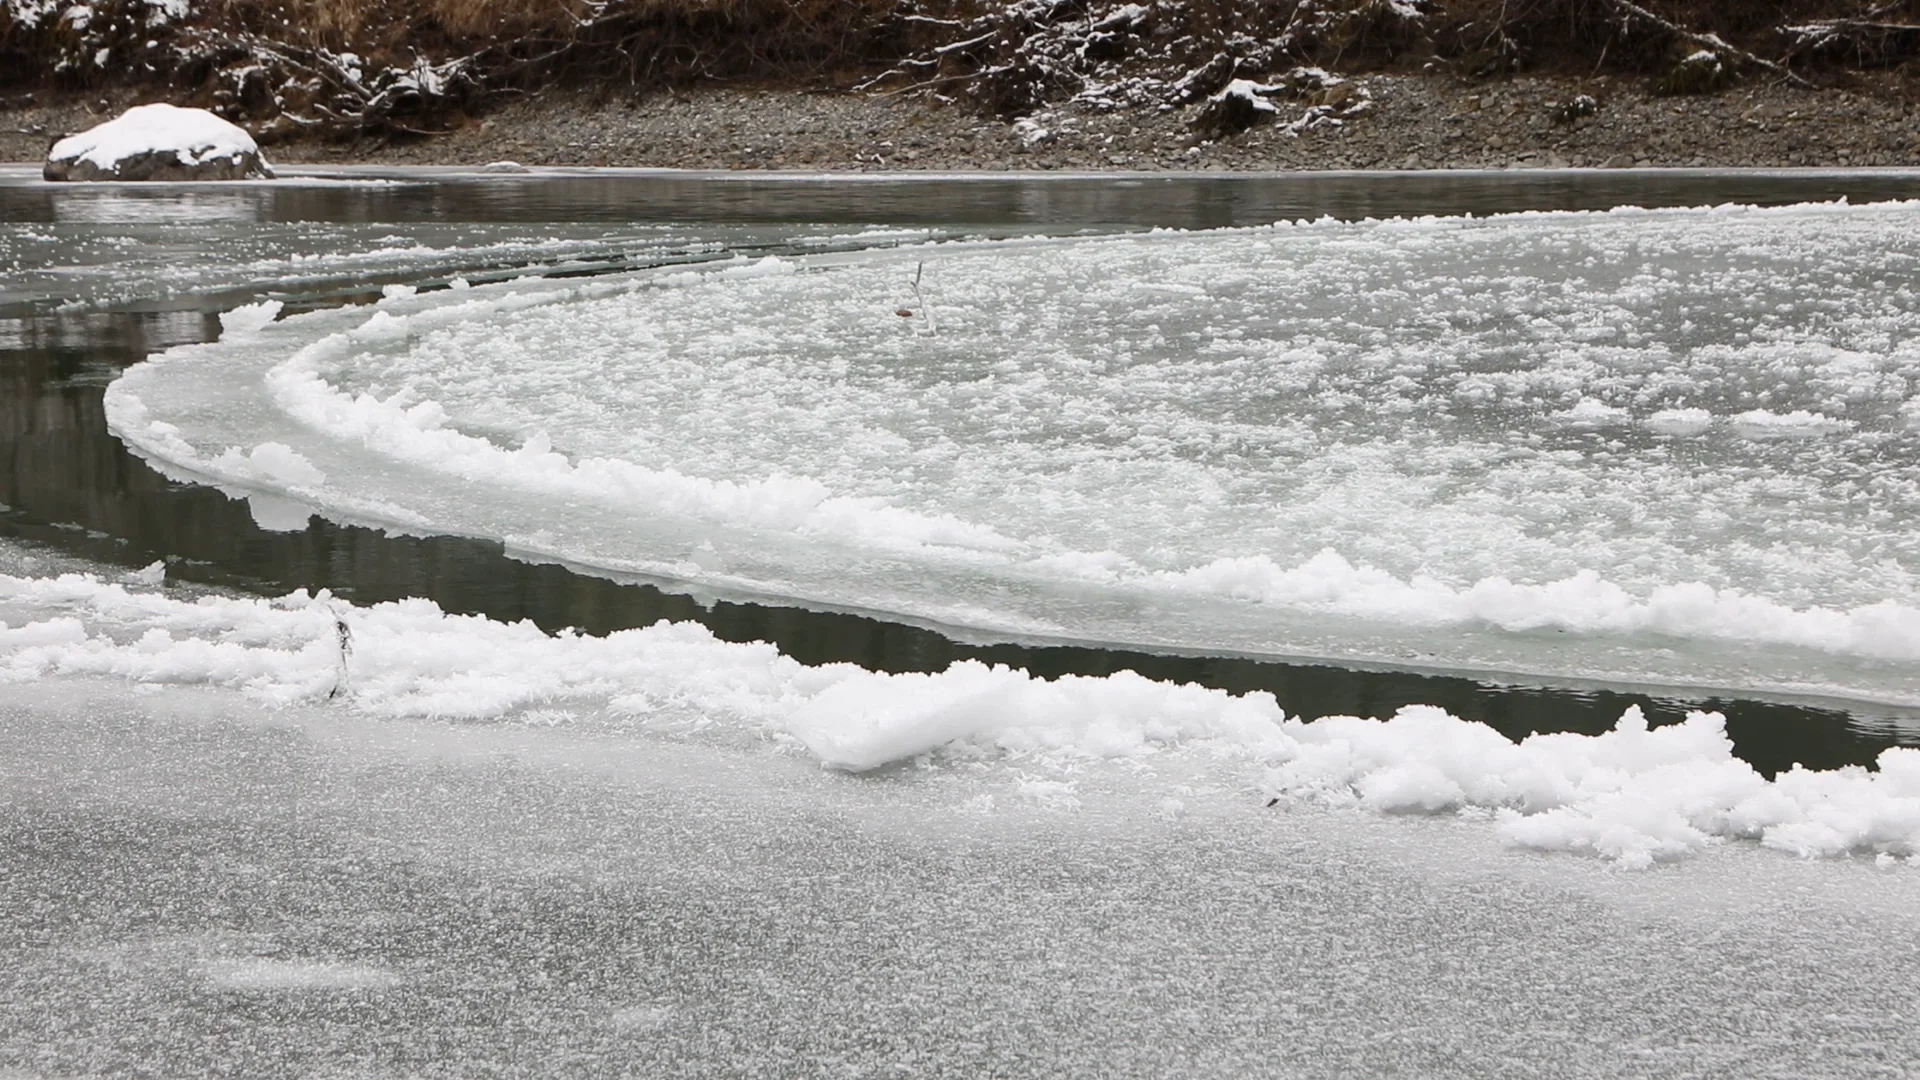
xmin=104 ymin=201 xmax=1920 ymax=698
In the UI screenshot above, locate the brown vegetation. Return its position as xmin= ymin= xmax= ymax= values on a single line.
xmin=4 ymin=0 xmax=1919 ymax=141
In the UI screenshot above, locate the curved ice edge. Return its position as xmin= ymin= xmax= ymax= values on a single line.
xmin=111 ymin=365 xmax=1920 ymax=674
xmin=4 ymin=570 xmax=1920 ymax=869
xmin=106 ymin=390 xmax=1920 ymax=691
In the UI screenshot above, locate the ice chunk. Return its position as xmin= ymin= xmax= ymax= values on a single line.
xmin=209 ymin=442 xmax=326 ymax=489
xmin=1731 ymin=409 xmax=1856 ymax=439
xmin=218 ymin=299 xmax=283 ymax=338
xmin=1644 ymin=407 xmax=1712 ymax=436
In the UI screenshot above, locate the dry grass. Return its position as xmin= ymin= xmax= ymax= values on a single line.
xmin=5 ymin=0 xmax=1916 ymax=115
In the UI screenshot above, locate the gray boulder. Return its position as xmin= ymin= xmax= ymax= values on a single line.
xmin=44 ymin=103 xmax=274 ymax=182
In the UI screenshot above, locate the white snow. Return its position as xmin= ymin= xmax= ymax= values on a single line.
xmin=5 ymin=0 xmax=65 ymax=29
xmin=2 ymin=567 xmax=1917 ymax=868
xmin=101 ymin=202 xmax=1920 ymax=704
xmin=47 ymin=102 xmax=266 ymax=174
xmin=1211 ymin=79 xmax=1279 ymax=114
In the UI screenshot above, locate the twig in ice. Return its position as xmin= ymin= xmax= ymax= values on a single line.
xmin=327 ymin=607 xmax=353 ymax=701
xmin=910 ymin=260 xmax=938 ymax=334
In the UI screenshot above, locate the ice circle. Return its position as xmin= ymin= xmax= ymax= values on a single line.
xmin=105 ymin=201 xmax=1920 ymax=703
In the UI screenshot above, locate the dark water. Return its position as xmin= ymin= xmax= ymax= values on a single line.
xmin=9 ymin=165 xmax=1920 ymax=227
xmin=5 ymin=169 xmax=1920 ymax=776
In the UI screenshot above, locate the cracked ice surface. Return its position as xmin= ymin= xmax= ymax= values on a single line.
xmin=105 ymin=201 xmax=1920 ymax=701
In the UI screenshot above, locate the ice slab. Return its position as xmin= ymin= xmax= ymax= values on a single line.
xmin=103 ymin=202 xmax=1920 ymax=704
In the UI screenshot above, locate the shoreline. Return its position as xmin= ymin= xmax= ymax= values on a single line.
xmin=7 ymin=74 xmax=1920 ymax=173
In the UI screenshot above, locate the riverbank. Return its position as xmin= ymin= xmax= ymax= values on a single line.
xmin=6 ymin=73 xmax=1918 ymax=172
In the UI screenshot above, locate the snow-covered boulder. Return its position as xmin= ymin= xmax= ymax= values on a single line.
xmin=44 ymin=103 xmax=275 ymax=182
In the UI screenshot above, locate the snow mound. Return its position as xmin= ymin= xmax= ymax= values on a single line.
xmin=3 ymin=569 xmax=1919 ymax=868
xmin=45 ymin=103 xmax=275 ymax=182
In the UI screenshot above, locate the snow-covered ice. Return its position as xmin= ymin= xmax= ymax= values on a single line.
xmin=3 ymin=564 xmax=1918 ymax=868
xmin=102 ymin=201 xmax=1920 ymax=704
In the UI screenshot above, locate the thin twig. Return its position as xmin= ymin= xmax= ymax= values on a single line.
xmin=910 ymin=260 xmax=937 ymax=334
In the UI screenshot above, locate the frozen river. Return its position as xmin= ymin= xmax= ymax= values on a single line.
xmin=6 ymin=677 xmax=1920 ymax=1079
xmin=6 ymin=165 xmax=1920 ymax=1074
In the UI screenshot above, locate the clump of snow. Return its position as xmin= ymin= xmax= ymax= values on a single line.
xmin=2 ymin=569 xmax=1918 ymax=868
xmin=5 ymin=0 xmax=65 ymax=29
xmin=208 ymin=442 xmax=325 ymax=489
xmin=1212 ymin=79 xmax=1279 ymax=114
xmin=142 ymin=0 xmax=189 ymax=24
xmin=46 ymin=102 xmax=273 ymax=180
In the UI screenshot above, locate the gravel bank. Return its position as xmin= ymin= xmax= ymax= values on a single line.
xmin=6 ymin=75 xmax=1920 ymax=172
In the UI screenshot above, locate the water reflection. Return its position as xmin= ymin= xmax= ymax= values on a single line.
xmin=7 ymin=168 xmax=1920 ymax=228
xmin=3 ymin=306 xmax=1917 ymax=777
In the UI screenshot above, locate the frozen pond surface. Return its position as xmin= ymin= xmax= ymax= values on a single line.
xmin=5 ymin=678 xmax=1920 ymax=1079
